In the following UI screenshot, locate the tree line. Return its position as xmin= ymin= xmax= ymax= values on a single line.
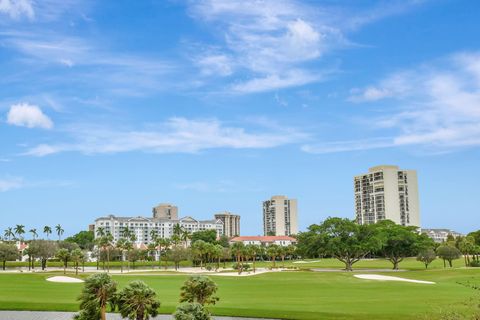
xmin=296 ymin=217 xmax=480 ymax=270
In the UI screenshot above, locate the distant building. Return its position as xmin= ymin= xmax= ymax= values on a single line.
xmin=422 ymin=229 xmax=463 ymax=243
xmin=214 ymin=211 xmax=240 ymax=237
xmin=230 ymin=236 xmax=296 ymax=247
xmin=88 ymin=224 xmax=95 ymax=232
xmin=263 ymin=195 xmax=298 ymax=236
xmin=94 ymin=212 xmax=223 ymax=246
xmin=354 ymin=165 xmax=420 ymax=227
xmin=152 ymin=203 xmax=178 ymax=220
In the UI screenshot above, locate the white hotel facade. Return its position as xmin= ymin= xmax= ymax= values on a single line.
xmin=94 ymin=211 xmax=224 ymax=246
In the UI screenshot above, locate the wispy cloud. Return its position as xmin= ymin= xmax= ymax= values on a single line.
xmin=187 ymin=0 xmax=426 ymax=93
xmin=6 ymin=102 xmax=53 ymax=129
xmin=305 ymin=51 xmax=480 ymax=154
xmin=0 ymin=176 xmax=24 ymax=192
xmin=23 ymin=117 xmax=308 ymax=156
xmin=0 ymin=0 xmax=34 ymax=20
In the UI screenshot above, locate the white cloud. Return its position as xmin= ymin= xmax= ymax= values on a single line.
xmin=0 ymin=0 xmax=34 ymax=19
xmin=188 ymin=0 xmax=425 ymax=93
xmin=24 ymin=117 xmax=308 ymax=156
xmin=6 ymin=103 xmax=53 ymax=129
xmin=0 ymin=177 xmax=23 ymax=192
xmin=306 ymin=51 xmax=480 ymax=154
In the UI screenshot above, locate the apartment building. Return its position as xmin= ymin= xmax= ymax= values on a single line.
xmin=263 ymin=195 xmax=298 ymax=236
xmin=214 ymin=211 xmax=241 ymax=237
xmin=354 ymin=165 xmax=420 ymax=227
xmin=422 ymin=229 xmax=463 ymax=243
xmin=94 ymin=214 xmax=223 ymax=246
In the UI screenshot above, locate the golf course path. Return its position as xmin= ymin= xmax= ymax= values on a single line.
xmin=0 ymin=311 xmax=277 ymax=320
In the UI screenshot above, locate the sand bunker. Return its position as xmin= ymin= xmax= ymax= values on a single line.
xmin=46 ymin=276 xmax=84 ymax=283
xmin=354 ymin=274 xmax=435 ymax=284
xmin=293 ymin=260 xmax=321 ymax=264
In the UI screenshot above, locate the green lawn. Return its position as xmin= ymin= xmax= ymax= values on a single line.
xmin=0 ymin=263 xmax=479 ymax=319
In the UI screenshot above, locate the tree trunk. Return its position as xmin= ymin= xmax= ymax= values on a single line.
xmin=443 ymin=259 xmax=446 ymax=268
xmin=448 ymin=260 xmax=453 ymax=268
xmin=253 ymin=256 xmax=256 ymax=273
xmin=2 ymin=261 xmax=5 ymax=270
xmin=101 ymin=305 xmax=106 ymax=320
xmin=106 ymin=248 xmax=110 ymax=273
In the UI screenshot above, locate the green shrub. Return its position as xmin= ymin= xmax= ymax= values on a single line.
xmin=469 ymin=260 xmax=480 ymax=267
xmin=232 ymin=263 xmax=250 ymax=271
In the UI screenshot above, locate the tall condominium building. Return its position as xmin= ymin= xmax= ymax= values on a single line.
xmin=263 ymin=195 xmax=298 ymax=236
xmin=214 ymin=211 xmax=241 ymax=237
xmin=94 ymin=213 xmax=223 ymax=246
xmin=152 ymin=203 xmax=178 ymax=220
xmin=354 ymin=165 xmax=420 ymax=227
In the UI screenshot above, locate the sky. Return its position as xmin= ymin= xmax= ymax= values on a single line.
xmin=1 ymin=0 xmax=479 ymax=237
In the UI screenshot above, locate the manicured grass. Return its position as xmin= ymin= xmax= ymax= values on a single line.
xmin=0 ymin=266 xmax=479 ymax=319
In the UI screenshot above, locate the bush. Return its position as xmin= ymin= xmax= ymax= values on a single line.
xmin=231 ymin=263 xmax=250 ymax=271
xmin=469 ymin=260 xmax=480 ymax=267
xmin=174 ymin=302 xmax=211 ymax=320
xmin=205 ymin=265 xmax=213 ymax=271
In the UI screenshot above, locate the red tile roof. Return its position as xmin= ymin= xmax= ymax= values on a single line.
xmin=230 ymin=236 xmax=296 ymax=242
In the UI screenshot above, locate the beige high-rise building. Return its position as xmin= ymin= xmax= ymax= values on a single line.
xmin=152 ymin=203 xmax=178 ymax=220
xmin=354 ymin=165 xmax=420 ymax=227
xmin=263 ymin=195 xmax=298 ymax=236
xmin=214 ymin=211 xmax=241 ymax=237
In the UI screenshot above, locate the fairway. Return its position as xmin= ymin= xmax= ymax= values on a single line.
xmin=0 ymin=266 xmax=479 ymax=319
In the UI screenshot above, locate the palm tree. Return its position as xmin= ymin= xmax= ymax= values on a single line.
xmin=71 ymin=248 xmax=84 ymax=275
xmin=74 ymin=273 xmax=117 ymax=320
xmin=43 ymin=226 xmax=52 ymax=239
xmin=4 ymin=228 xmax=14 ymax=241
xmin=181 ymin=230 xmax=190 ymax=248
xmin=116 ymin=238 xmax=128 ymax=273
xmin=267 ymin=244 xmax=280 ymax=268
xmin=246 ymin=244 xmax=261 ymax=273
xmin=56 ymin=248 xmax=71 ymax=274
xmin=55 ymin=224 xmax=64 ymax=241
xmin=231 ymin=242 xmax=245 ymax=274
xmin=29 ymin=228 xmax=38 ymax=240
xmin=14 ymin=224 xmax=25 ymax=241
xmin=97 ymin=232 xmax=114 ymax=272
xmin=116 ymin=281 xmax=161 ymax=320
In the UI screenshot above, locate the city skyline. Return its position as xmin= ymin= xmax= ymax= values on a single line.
xmin=1 ymin=1 xmax=479 ymax=237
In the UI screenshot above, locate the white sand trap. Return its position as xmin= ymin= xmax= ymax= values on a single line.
xmin=354 ymin=274 xmax=435 ymax=284
xmin=46 ymin=276 xmax=84 ymax=283
xmin=293 ymin=260 xmax=321 ymax=264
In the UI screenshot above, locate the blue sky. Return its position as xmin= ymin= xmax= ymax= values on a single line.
xmin=1 ymin=0 xmax=479 ymax=237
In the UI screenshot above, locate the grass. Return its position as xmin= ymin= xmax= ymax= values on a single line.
xmin=0 ymin=259 xmax=479 ymax=319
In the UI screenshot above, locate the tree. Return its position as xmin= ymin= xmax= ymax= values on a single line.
xmin=192 ymin=240 xmax=208 ymax=269
xmin=43 ymin=226 xmax=52 ymax=239
xmin=173 ymin=302 xmax=211 ymax=320
xmin=4 ymin=227 xmax=14 ymax=241
xmin=377 ymin=220 xmax=432 ymax=270
xmin=416 ymin=248 xmax=437 ymax=269
xmin=231 ymin=242 xmax=245 ymax=274
xmin=14 ymin=224 xmax=25 ymax=241
xmin=190 ymin=230 xmax=217 ymax=245
xmin=211 ymin=244 xmax=224 ymax=271
xmin=437 ymin=245 xmax=462 ymax=268
xmin=56 ymin=248 xmax=71 ymax=274
xmin=29 ymin=228 xmax=38 ymax=240
xmin=71 ymin=248 xmax=84 ymax=275
xmin=56 ymin=224 xmax=64 ymax=241
xmin=245 ymin=244 xmax=261 ymax=273
xmin=458 ymin=236 xmax=476 ymax=267
xmin=266 ymin=244 xmax=280 ymax=268
xmin=74 ymin=273 xmax=117 ymax=320
xmin=216 ymin=235 xmax=230 ymax=248
xmin=115 ymin=281 xmax=161 ymax=320
xmin=0 ymin=243 xmax=18 ymax=270
xmin=179 ymin=276 xmax=219 ymax=306
xmin=65 ymin=231 xmax=95 ymax=251
xmin=96 ymin=232 xmax=114 ymax=272
xmin=303 ymin=218 xmax=382 ymax=271
xmin=168 ymin=246 xmax=189 ymax=270
xmin=28 ymin=240 xmax=57 ymax=270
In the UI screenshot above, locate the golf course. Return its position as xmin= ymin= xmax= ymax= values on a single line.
xmin=1 ymin=258 xmax=479 ymax=320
